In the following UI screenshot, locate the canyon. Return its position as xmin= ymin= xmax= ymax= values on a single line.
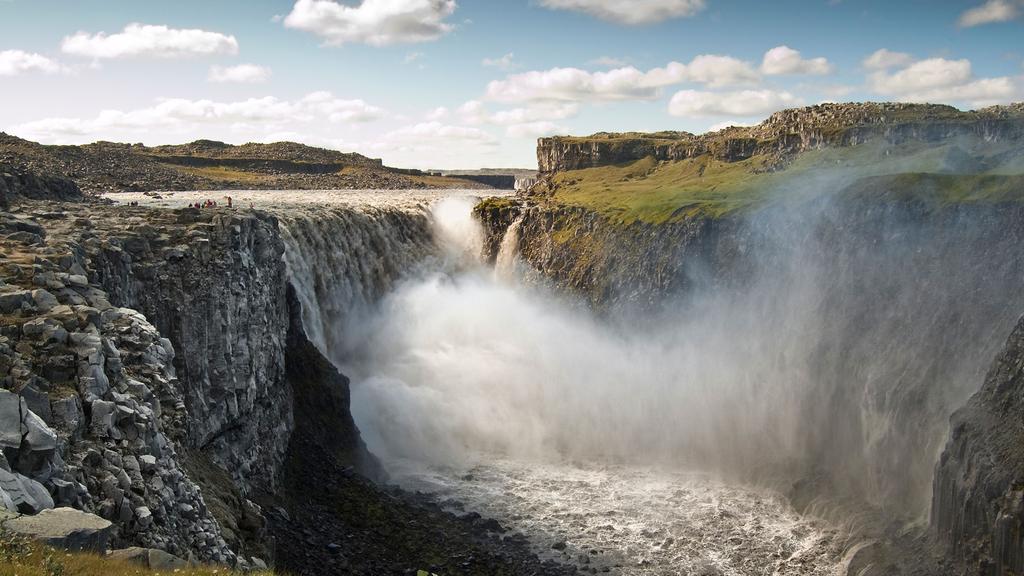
xmin=1 ymin=102 xmax=1024 ymax=575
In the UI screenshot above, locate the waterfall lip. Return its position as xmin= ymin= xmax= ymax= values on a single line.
xmin=103 ymin=188 xmax=513 ymax=212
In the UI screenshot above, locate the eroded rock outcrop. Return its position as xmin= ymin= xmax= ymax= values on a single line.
xmin=0 ymin=206 xmax=235 ymax=563
xmin=82 ymin=208 xmax=293 ymax=495
xmin=933 ymin=315 xmax=1024 ymax=575
xmin=0 ymin=165 xmax=81 ymax=208
xmin=537 ymin=103 xmax=1024 ymax=174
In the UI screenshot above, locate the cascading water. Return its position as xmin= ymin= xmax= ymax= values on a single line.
xmin=494 ymin=215 xmax=524 ymax=278
xmin=170 ymin=188 xmax=1023 ymax=575
xmin=322 ymin=193 xmax=1024 ymax=575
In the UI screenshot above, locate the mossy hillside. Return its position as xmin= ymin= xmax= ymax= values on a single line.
xmin=543 ymin=141 xmax=1024 ymax=225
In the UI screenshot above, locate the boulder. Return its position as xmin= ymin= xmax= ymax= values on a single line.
xmin=0 ymin=290 xmax=32 ymax=314
xmin=31 ymin=289 xmax=59 ymax=313
xmin=89 ymin=400 xmax=117 ymax=438
xmin=22 ymin=406 xmax=56 ymax=453
xmin=0 ymin=468 xmax=54 ymax=513
xmin=18 ymin=384 xmax=52 ymax=424
xmin=4 ymin=507 xmax=112 ymax=552
xmin=0 ymin=390 xmax=22 ymax=451
xmin=108 ymin=547 xmax=189 ymax=570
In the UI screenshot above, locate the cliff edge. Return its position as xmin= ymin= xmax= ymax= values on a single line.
xmin=934 ymin=315 xmax=1024 ymax=576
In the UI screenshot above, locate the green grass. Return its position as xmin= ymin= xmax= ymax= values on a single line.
xmin=0 ymin=530 xmax=273 ymax=576
xmin=842 ymin=172 xmax=1024 ymax=206
xmin=544 ymin=142 xmax=1024 ymax=225
xmin=475 ymin=196 xmax=519 ymax=211
xmin=171 ymin=165 xmax=265 ymax=183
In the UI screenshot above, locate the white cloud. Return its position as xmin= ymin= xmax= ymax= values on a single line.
xmin=283 ymin=0 xmax=457 ymax=46
xmin=869 ymin=58 xmax=973 ymax=94
xmin=590 ymin=56 xmax=628 ymax=68
xmin=486 ymin=55 xmax=757 ymax=103
xmin=208 ymin=64 xmax=272 ymax=84
xmin=862 ymin=49 xmax=914 ymax=70
xmin=404 ymin=51 xmax=425 ymax=64
xmin=682 ymin=55 xmax=760 ymax=87
xmin=539 ymin=0 xmax=706 ymax=25
xmin=668 ymin=89 xmax=801 ymax=117
xmin=61 ymin=23 xmax=239 ymax=59
xmin=384 ymin=121 xmax=496 ymax=144
xmin=460 ymin=100 xmax=579 ymax=125
xmin=867 ymin=55 xmax=1018 ymax=107
xmin=505 ymin=121 xmax=566 ymax=139
xmin=425 ymin=106 xmax=449 ymax=120
xmin=958 ymin=0 xmax=1020 ymax=27
xmin=761 ymin=46 xmax=832 ymax=76
xmin=301 ymin=91 xmax=387 ymax=122
xmin=457 ymin=100 xmax=576 ymax=140
xmin=13 ymin=92 xmax=386 ymax=142
xmin=0 ymin=50 xmax=62 ymax=76
xmin=483 ymin=52 xmax=516 ymax=70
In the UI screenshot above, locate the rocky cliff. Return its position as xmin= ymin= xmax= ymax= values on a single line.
xmin=0 ymin=191 xmax=402 ymax=567
xmin=0 ymin=202 xmax=239 ymax=564
xmin=81 ymin=208 xmax=293 ymax=495
xmin=933 ymin=315 xmax=1024 ymax=576
xmin=537 ymin=103 xmax=1024 ymax=174
xmin=0 ymin=176 xmax=577 ymax=574
xmin=0 ymin=165 xmax=82 ymax=208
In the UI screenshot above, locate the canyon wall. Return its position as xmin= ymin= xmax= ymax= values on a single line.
xmin=537 ymin=103 xmax=1024 ymax=173
xmin=933 ymin=315 xmax=1024 ymax=575
xmin=0 ymin=190 xmax=439 ymax=567
xmin=86 ymin=208 xmax=293 ymax=495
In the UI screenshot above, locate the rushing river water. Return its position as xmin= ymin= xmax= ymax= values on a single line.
xmin=393 ymin=459 xmax=849 ymax=575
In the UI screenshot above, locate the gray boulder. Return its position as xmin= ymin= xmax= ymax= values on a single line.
xmin=31 ymin=289 xmax=59 ymax=312
xmin=3 ymin=507 xmax=112 ymax=552
xmin=0 ymin=290 xmax=32 ymax=314
xmin=0 ymin=468 xmax=54 ymax=513
xmin=0 ymin=390 xmax=22 ymax=451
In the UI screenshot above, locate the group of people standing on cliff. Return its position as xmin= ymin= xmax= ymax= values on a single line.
xmin=190 ymin=196 xmax=232 ymax=209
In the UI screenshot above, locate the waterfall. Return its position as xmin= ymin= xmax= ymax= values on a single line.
xmin=277 ymin=195 xmax=488 ymax=366
xmin=494 ymin=215 xmax=523 ymax=279
xmin=342 ymin=196 xmax=1024 ymax=526
xmin=277 ymin=205 xmax=439 ymax=366
xmin=271 ymin=190 xmax=1024 ymax=532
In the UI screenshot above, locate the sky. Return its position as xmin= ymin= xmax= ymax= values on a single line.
xmin=0 ymin=0 xmax=1022 ymax=169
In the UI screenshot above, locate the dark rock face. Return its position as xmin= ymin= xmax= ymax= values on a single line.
xmin=0 ymin=165 xmax=82 ymax=208
xmin=0 ymin=204 xmax=236 ymax=563
xmin=933 ymin=315 xmax=1024 ymax=576
xmin=284 ymin=284 xmax=376 ymax=478
xmin=537 ymin=103 xmax=1024 ymax=174
xmin=86 ymin=210 xmax=293 ymax=495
